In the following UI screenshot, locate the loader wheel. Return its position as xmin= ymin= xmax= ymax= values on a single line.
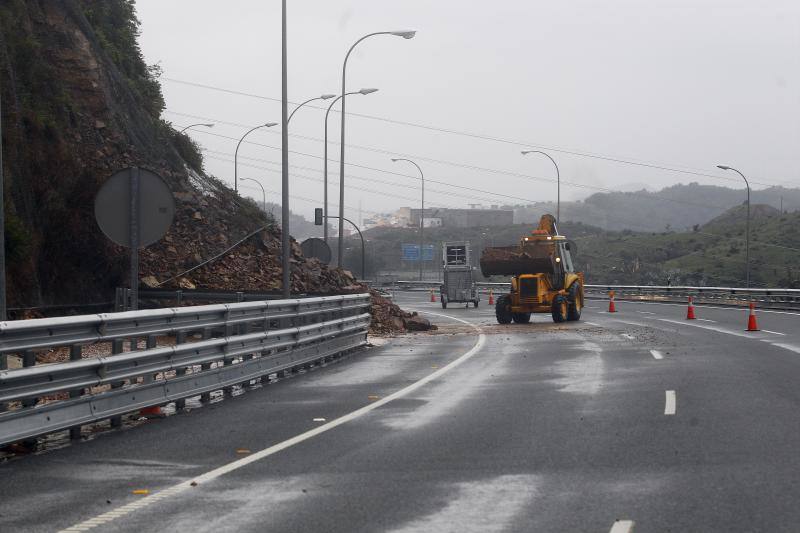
xmin=512 ymin=312 xmax=531 ymax=324
xmin=441 ymin=294 xmax=448 ymax=309
xmin=495 ymin=295 xmax=513 ymax=324
xmin=551 ymin=295 xmax=568 ymax=323
xmin=567 ymin=283 xmax=583 ymax=321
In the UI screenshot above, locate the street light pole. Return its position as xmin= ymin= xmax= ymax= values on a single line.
xmin=391 ymin=158 xmax=425 ymax=281
xmin=179 ymin=123 xmax=214 ymax=134
xmin=717 ymin=164 xmax=751 ymax=288
xmin=338 ymin=30 xmax=416 ymax=267
xmin=288 ymin=94 xmax=336 ymax=124
xmin=235 ymin=122 xmax=277 ymax=195
xmin=324 ymin=215 xmax=366 ymax=280
xmin=324 ymin=88 xmax=378 ymax=243
xmin=0 ymin=82 xmax=6 ymax=320
xmin=281 ymin=0 xmax=290 ymax=298
xmin=521 ymin=150 xmax=561 ymax=223
xmin=239 ymin=177 xmax=266 ymax=212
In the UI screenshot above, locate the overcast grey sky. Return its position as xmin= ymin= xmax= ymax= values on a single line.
xmin=136 ymin=0 xmax=799 ymax=225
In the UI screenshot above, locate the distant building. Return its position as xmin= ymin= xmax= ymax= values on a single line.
xmin=409 ymin=208 xmax=514 ymax=228
xmin=422 ymin=217 xmax=442 ymax=228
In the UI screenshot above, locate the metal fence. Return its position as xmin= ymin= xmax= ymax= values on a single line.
xmin=0 ymin=294 xmax=371 ymax=447
xmin=385 ymin=281 xmax=800 ymax=309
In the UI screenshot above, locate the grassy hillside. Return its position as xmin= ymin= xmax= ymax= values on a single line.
xmin=349 ymin=205 xmax=800 ymax=288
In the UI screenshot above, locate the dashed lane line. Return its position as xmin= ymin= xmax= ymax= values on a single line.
xmin=650 ymin=350 xmax=664 ymax=360
xmin=60 ymin=314 xmax=487 ymax=532
xmin=610 ymin=519 xmax=635 ymax=533
xmin=665 ymin=390 xmax=677 ymax=415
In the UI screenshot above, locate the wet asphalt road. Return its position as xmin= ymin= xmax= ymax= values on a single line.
xmin=2 ymin=293 xmax=800 ymax=532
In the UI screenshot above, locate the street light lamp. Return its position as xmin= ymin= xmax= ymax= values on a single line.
xmin=324 ymin=88 xmax=378 ymax=242
xmin=338 ymin=30 xmax=416 ymax=267
xmin=717 ymin=164 xmax=751 ymax=288
xmin=239 ymin=177 xmax=266 ymax=212
xmin=521 ymin=150 xmax=561 ymax=223
xmin=391 ymin=158 xmax=425 ymax=281
xmin=235 ymin=122 xmax=278 ymax=194
xmin=288 ymin=94 xmax=336 ymax=124
xmin=179 ymin=123 xmax=214 ymax=134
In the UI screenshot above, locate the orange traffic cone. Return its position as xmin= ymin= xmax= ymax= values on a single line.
xmin=746 ymin=302 xmax=759 ymax=331
xmin=430 ymin=289 xmax=436 ymax=303
xmin=686 ymin=296 xmax=696 ymax=320
xmin=608 ymin=292 xmax=617 ymax=313
xmin=488 ymin=289 xmax=494 ymax=305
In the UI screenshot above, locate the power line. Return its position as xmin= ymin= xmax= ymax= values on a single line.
xmin=182 ymin=123 xmax=738 ymax=215
xmin=162 ymin=78 xmax=797 ymax=188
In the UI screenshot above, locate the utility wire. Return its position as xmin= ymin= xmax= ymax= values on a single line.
xmin=162 ymin=78 xmax=797 ymax=188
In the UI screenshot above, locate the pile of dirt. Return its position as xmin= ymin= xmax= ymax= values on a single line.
xmin=368 ymin=290 xmax=436 ymax=335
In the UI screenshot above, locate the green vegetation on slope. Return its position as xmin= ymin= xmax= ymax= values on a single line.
xmin=347 ymin=205 xmax=800 ymax=288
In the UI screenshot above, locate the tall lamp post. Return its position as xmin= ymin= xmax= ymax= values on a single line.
xmin=717 ymin=164 xmax=751 ymax=288
xmin=235 ymin=122 xmax=277 ymax=195
xmin=521 ymin=150 xmax=561 ymax=223
xmin=391 ymin=158 xmax=425 ymax=281
xmin=324 ymin=88 xmax=378 ymax=242
xmin=338 ymin=30 xmax=416 ymax=267
xmin=280 ymin=0 xmax=290 ymax=297
xmin=289 ymin=94 xmax=336 ymax=123
xmin=179 ymin=123 xmax=214 ymax=134
xmin=0 ymin=82 xmax=6 ymax=320
xmin=239 ymin=177 xmax=266 ymax=212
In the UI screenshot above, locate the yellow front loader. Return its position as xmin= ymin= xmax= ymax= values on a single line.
xmin=480 ymin=214 xmax=584 ymax=324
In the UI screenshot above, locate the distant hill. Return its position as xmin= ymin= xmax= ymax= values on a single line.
xmin=512 ymin=183 xmax=800 ymax=232
xmin=348 ymin=204 xmax=800 ymax=288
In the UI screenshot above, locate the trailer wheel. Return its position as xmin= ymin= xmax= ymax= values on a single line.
xmin=567 ymin=283 xmax=583 ymax=321
xmin=495 ymin=295 xmax=512 ymax=324
xmin=552 ymin=295 xmax=568 ymax=323
xmin=512 ymin=312 xmax=531 ymax=324
xmin=441 ymin=294 xmax=448 ymax=309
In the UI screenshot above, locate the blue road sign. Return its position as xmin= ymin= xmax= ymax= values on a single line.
xmin=402 ymin=244 xmax=434 ymax=261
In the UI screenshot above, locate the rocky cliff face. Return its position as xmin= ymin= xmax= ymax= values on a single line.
xmin=0 ymin=1 xmax=431 ymax=334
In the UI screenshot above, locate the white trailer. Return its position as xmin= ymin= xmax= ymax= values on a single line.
xmin=439 ymin=242 xmax=480 ymax=309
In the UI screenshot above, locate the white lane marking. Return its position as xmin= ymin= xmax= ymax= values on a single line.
xmin=584 ymin=321 xmax=601 ymax=327
xmin=657 ymin=318 xmax=750 ymax=338
xmin=664 ymin=390 xmax=677 ymax=415
xmin=771 ymin=343 xmax=800 ymax=354
xmin=650 ymin=350 xmax=664 ymax=360
xmin=594 ymin=298 xmax=800 ymax=317
xmin=610 ymin=520 xmax=635 ymax=533
xmin=61 ymin=313 xmax=486 ymax=532
xmin=637 ymin=311 xmax=655 ymax=315
xmin=696 ymin=318 xmax=716 ymax=323
xmin=620 ymin=333 xmax=635 ymax=340
xmin=761 ymin=329 xmax=786 ymax=336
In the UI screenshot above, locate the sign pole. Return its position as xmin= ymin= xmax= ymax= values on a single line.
xmin=0 ymin=81 xmax=6 ymax=320
xmin=129 ymin=167 xmax=140 ymax=310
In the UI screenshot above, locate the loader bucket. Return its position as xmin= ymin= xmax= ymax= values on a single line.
xmin=480 ymin=245 xmax=555 ymax=276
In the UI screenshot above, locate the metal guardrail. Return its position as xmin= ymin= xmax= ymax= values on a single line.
xmin=0 ymin=294 xmax=371 ymax=447
xmin=385 ymin=281 xmax=800 ymax=308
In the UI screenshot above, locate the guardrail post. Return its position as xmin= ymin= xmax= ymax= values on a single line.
xmin=142 ymin=335 xmax=157 ymax=385
xmin=109 ymin=339 xmax=124 ymax=428
xmin=21 ymin=350 xmax=36 ymax=408
xmin=68 ymin=344 xmax=83 ymax=440
xmin=176 ymin=290 xmax=183 ymax=307
xmin=175 ymin=330 xmax=188 ymax=410
xmin=200 ymin=328 xmax=213 ymax=404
